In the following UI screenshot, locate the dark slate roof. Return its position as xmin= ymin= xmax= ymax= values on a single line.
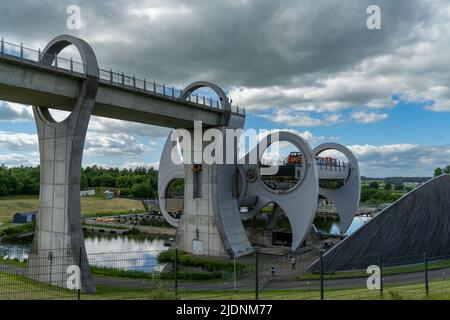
xmin=308 ymin=174 xmax=450 ymax=272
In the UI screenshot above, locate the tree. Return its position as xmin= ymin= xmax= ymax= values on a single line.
xmin=434 ymin=167 xmax=444 ymax=177
xmin=444 ymin=165 xmax=450 ymax=174
xmin=384 ymin=182 xmax=392 ymax=190
xmin=394 ymin=183 xmax=405 ymax=191
xmin=368 ymin=181 xmax=380 ymax=190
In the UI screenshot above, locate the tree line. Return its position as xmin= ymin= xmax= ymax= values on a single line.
xmin=0 ymin=165 xmax=159 ymax=198
xmin=434 ymin=165 xmax=450 ymax=177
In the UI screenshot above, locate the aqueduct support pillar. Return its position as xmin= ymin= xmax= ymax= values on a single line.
xmin=26 ymin=35 xmax=98 ymax=293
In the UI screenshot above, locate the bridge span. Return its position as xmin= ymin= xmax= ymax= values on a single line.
xmin=0 ymin=37 xmax=244 ymax=129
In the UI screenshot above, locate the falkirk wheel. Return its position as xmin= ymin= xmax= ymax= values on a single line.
xmin=159 ymin=124 xmax=361 ymax=258
xmin=0 ymin=33 xmax=361 ymax=291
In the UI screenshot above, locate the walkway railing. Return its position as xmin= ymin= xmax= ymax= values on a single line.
xmin=0 ymin=37 xmax=245 ymax=116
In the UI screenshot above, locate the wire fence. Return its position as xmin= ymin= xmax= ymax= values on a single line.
xmin=0 ymin=37 xmax=245 ymax=116
xmin=1 ymin=246 xmax=450 ymax=300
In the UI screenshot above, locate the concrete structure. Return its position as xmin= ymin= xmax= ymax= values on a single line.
xmin=26 ymin=35 xmax=99 ymax=293
xmin=236 ymin=132 xmax=319 ymax=251
xmin=0 ymin=39 xmax=243 ymax=129
xmin=159 ymin=130 xmax=361 ymax=257
xmin=0 ymin=34 xmax=244 ymax=290
xmin=313 ymin=143 xmax=360 ymax=233
xmin=0 ymin=34 xmax=361 ymax=289
xmin=308 ymin=175 xmax=450 ymax=272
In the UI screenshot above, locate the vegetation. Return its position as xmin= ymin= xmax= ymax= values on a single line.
xmin=0 ymin=165 xmax=159 ymax=199
xmin=1 ymin=271 xmax=450 ymax=300
xmin=298 ymin=258 xmax=450 ymax=281
xmin=0 ymin=256 xmax=27 ymax=267
xmin=90 ymin=266 xmax=222 ymax=281
xmin=0 ymin=196 xmax=144 ymax=222
xmin=434 ymin=165 xmax=450 ymax=177
xmin=360 ymin=187 xmax=405 ymax=205
xmin=0 ymin=222 xmax=36 ymax=242
xmin=158 ymin=250 xmax=251 ymax=274
xmin=0 ymin=166 xmax=39 ymax=197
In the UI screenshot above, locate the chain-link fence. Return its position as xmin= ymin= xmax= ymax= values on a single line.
xmin=2 ymin=246 xmax=450 ymax=300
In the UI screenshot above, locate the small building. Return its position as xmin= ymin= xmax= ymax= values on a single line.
xmin=13 ymin=211 xmax=37 ymax=224
xmin=80 ymin=189 xmax=96 ymax=197
xmin=104 ymin=190 xmax=114 ymax=199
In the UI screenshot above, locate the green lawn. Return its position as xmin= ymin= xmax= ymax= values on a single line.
xmin=1 ymin=271 xmax=450 ymax=300
xmin=0 ymin=196 xmax=145 ymax=222
xmin=299 ymin=259 xmax=450 ymax=281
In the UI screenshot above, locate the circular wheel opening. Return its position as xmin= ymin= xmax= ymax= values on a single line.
xmin=184 ymin=87 xmax=226 ymax=110
xmin=38 ymin=44 xmax=85 ymax=124
xmin=164 ymin=178 xmax=184 ymax=221
xmin=316 ymin=149 xmax=350 ymax=189
xmin=259 ymin=141 xmax=305 ymax=193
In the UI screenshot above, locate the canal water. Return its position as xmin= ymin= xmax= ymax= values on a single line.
xmin=1 ymin=216 xmax=371 ymax=271
xmin=0 ymin=234 xmax=169 ymax=272
xmin=314 ymin=216 xmax=371 ymax=235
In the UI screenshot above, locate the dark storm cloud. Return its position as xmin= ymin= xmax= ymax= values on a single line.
xmin=0 ymin=0 xmax=432 ymax=88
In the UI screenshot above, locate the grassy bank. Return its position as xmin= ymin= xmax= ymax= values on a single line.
xmin=1 ymin=271 xmax=450 ymax=300
xmin=299 ymin=258 xmax=450 ymax=281
xmin=158 ymin=250 xmax=252 ymax=274
xmin=0 ymin=196 xmax=145 ymax=222
xmin=0 ymin=222 xmax=36 ymax=242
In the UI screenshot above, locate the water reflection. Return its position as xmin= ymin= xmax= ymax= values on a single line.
xmin=314 ymin=216 xmax=371 ymax=235
xmin=0 ymin=234 xmax=169 ymax=273
xmin=84 ymin=235 xmax=169 ymax=272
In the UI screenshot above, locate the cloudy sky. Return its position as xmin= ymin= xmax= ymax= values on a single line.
xmin=1 ymin=0 xmax=450 ymax=177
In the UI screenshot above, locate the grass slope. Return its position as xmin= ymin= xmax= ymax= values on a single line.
xmin=0 ymin=196 xmax=144 ymax=222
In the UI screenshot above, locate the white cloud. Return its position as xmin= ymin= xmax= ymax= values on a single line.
xmin=348 ymin=143 xmax=447 ymax=177
xmin=350 ymin=111 xmax=389 ymax=124
xmin=0 ymin=153 xmax=39 ymax=167
xmin=0 ymin=131 xmax=38 ymax=152
xmin=88 ymin=117 xmax=170 ymax=138
xmin=84 ymin=132 xmax=154 ymax=157
xmin=258 ymin=109 xmax=344 ymax=127
xmin=0 ymin=102 xmax=33 ymax=121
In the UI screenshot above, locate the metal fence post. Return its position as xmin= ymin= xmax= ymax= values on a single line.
xmin=1 ymin=38 xmax=4 ymax=55
xmin=70 ymin=58 xmax=73 ymax=74
xmin=234 ymin=256 xmax=237 ymax=290
xmin=54 ymin=53 xmax=58 ymax=71
xmin=78 ymin=247 xmax=82 ymax=301
xmin=379 ymin=253 xmax=384 ymax=296
xmin=175 ymin=248 xmax=179 ymax=299
xmin=424 ymin=252 xmax=429 ymax=295
xmin=320 ymin=250 xmax=324 ymax=300
xmin=255 ymin=249 xmax=259 ymax=300
xmin=144 ymin=79 xmax=147 ymax=91
xmin=20 ymin=43 xmax=23 ymax=62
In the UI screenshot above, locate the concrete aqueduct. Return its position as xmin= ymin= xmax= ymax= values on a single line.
xmin=0 ymin=35 xmax=360 ymax=292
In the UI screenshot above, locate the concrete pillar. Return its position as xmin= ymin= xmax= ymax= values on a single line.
xmin=159 ymin=124 xmax=252 ymax=258
xmin=26 ymin=35 xmax=99 ymax=293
